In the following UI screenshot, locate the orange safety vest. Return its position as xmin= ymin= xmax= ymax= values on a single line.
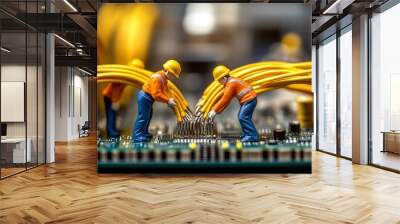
xmin=102 ymin=83 xmax=127 ymax=102
xmin=212 ymin=77 xmax=257 ymax=113
xmin=142 ymin=71 xmax=170 ymax=103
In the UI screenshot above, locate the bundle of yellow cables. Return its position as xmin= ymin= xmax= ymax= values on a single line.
xmin=97 ymin=64 xmax=191 ymax=122
xmin=98 ymin=61 xmax=312 ymax=122
xmin=196 ymin=61 xmax=312 ymax=118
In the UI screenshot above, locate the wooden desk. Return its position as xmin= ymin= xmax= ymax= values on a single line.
xmin=382 ymin=131 xmax=400 ymax=154
xmin=1 ymin=138 xmax=31 ymax=163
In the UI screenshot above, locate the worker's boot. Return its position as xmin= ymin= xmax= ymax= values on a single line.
xmin=107 ymin=127 xmax=120 ymax=139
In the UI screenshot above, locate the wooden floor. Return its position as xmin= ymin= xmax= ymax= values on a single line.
xmin=373 ymin=150 xmax=400 ymax=171
xmin=1 ymin=167 xmax=26 ymax=178
xmin=1 ymin=137 xmax=400 ymax=224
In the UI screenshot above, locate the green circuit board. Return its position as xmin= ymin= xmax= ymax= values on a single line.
xmin=97 ymin=139 xmax=312 ymax=173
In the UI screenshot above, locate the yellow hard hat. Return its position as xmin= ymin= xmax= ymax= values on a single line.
xmin=213 ymin=65 xmax=230 ymax=81
xmin=281 ymin=32 xmax=301 ymax=52
xmin=128 ymin=59 xmax=145 ymax=69
xmin=163 ymin=59 xmax=181 ymax=78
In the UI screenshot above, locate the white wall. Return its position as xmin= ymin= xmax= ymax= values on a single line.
xmin=1 ymin=65 xmax=35 ymax=138
xmin=1 ymin=64 xmax=26 ymax=81
xmin=72 ymin=73 xmax=89 ymax=138
xmin=1 ymin=65 xmax=26 ymax=140
xmin=55 ymin=67 xmax=69 ymax=141
xmin=1 ymin=64 xmax=45 ymax=163
xmin=55 ymin=67 xmax=89 ymax=141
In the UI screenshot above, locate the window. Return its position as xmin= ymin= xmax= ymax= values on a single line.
xmin=370 ymin=3 xmax=400 ymax=171
xmin=0 ymin=1 xmax=46 ymax=179
xmin=317 ymin=36 xmax=337 ymax=154
xmin=339 ymin=27 xmax=352 ymax=158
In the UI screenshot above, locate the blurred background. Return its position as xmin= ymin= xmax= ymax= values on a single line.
xmin=97 ymin=3 xmax=312 ymax=138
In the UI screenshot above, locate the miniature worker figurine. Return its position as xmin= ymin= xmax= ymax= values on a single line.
xmin=208 ymin=65 xmax=259 ymax=142
xmin=102 ymin=59 xmax=145 ymax=138
xmin=133 ymin=59 xmax=181 ymax=142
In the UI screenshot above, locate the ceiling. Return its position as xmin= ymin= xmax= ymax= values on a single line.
xmin=0 ymin=0 xmax=98 ymax=72
xmin=310 ymin=0 xmax=390 ymax=43
xmin=4 ymin=0 xmax=390 ymax=71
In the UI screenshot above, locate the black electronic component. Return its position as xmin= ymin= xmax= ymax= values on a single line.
xmin=176 ymin=150 xmax=181 ymax=161
xmin=291 ymin=149 xmax=296 ymax=160
xmin=148 ymin=150 xmax=155 ymax=161
xmin=190 ymin=150 xmax=195 ymax=161
xmin=273 ymin=128 xmax=286 ymax=141
xmin=236 ymin=150 xmax=242 ymax=161
xmin=273 ymin=149 xmax=279 ymax=161
xmin=161 ymin=150 xmax=167 ymax=161
xmin=107 ymin=151 xmax=113 ymax=161
xmin=137 ymin=150 xmax=143 ymax=161
xmin=119 ymin=151 xmax=125 ymax=160
xmin=300 ymin=149 xmax=304 ymax=161
xmin=214 ymin=145 xmax=220 ymax=161
xmin=224 ymin=149 xmax=230 ymax=161
xmin=262 ymin=149 xmax=269 ymax=161
xmin=289 ymin=121 xmax=301 ymax=135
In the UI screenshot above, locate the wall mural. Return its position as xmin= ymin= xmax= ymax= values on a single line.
xmin=97 ymin=3 xmax=313 ymax=173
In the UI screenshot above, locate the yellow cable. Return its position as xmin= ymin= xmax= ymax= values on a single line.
xmin=99 ymin=64 xmax=189 ymax=108
xmin=198 ymin=61 xmax=312 ymax=117
xmin=99 ymin=65 xmax=184 ymax=102
xmin=98 ymin=70 xmax=187 ymax=121
xmin=200 ymin=63 xmax=309 ymax=107
xmin=285 ymin=84 xmax=312 ymax=94
xmin=250 ymin=70 xmax=311 ymax=86
xmin=202 ymin=71 xmax=311 ymax=114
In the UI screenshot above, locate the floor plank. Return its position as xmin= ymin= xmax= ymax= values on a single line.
xmin=0 ymin=136 xmax=399 ymax=224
